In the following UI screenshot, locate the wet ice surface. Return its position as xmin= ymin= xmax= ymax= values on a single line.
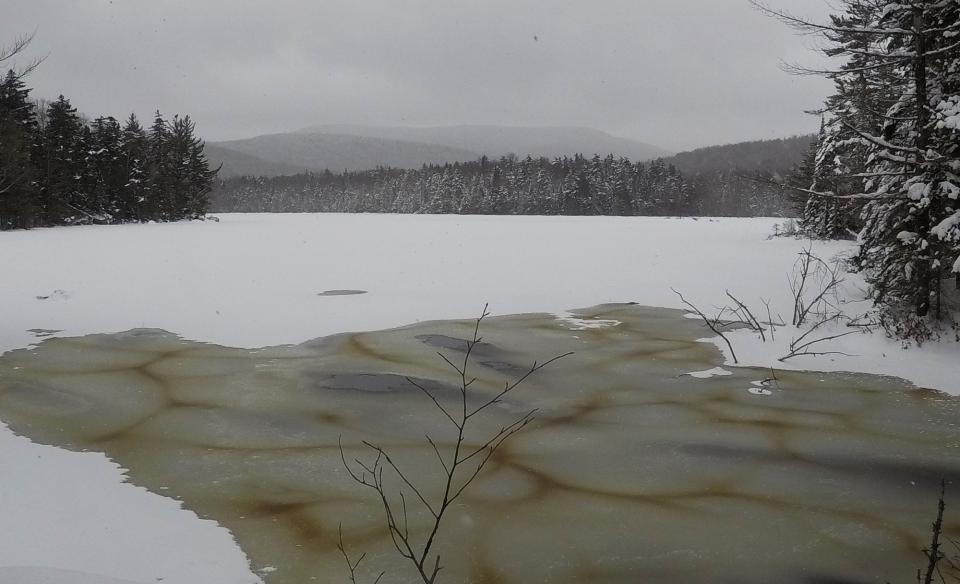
xmin=0 ymin=304 xmax=958 ymax=584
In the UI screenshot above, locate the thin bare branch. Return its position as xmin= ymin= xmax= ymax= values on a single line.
xmin=673 ymin=288 xmax=738 ymax=363
xmin=339 ymin=304 xmax=568 ymax=584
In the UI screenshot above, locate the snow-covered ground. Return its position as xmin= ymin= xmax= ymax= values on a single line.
xmin=2 ymin=213 xmax=955 ymax=393
xmin=1 ymin=213 xmax=958 ymax=583
xmin=0 ymin=427 xmax=262 ymax=584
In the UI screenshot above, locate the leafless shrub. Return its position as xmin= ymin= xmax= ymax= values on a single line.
xmin=789 ymin=242 xmax=845 ymax=327
xmin=339 ymin=305 xmax=571 ymax=584
xmin=760 ymin=298 xmax=784 ymax=341
xmin=778 ymin=314 xmax=859 ymax=361
xmin=726 ymin=290 xmax=769 ymax=342
xmin=672 ymin=288 xmax=739 ymax=363
xmin=770 ymin=218 xmax=799 ymax=238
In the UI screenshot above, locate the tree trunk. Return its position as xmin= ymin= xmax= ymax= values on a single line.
xmin=913 ymin=7 xmax=931 ymax=317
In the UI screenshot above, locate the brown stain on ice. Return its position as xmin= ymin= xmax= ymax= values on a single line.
xmin=0 ymin=305 xmax=956 ymax=584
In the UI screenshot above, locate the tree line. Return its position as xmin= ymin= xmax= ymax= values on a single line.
xmin=767 ymin=0 xmax=960 ymax=340
xmin=211 ymin=154 xmax=792 ymax=218
xmin=0 ymin=64 xmax=216 ymax=230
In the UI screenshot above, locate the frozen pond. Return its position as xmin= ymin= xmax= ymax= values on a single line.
xmin=0 ymin=305 xmax=957 ymax=583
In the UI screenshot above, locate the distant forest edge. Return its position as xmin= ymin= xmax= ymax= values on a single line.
xmin=1 ymin=46 xmax=812 ymax=229
xmin=0 ymin=69 xmax=216 ymax=230
xmin=211 ymin=135 xmax=813 ymax=218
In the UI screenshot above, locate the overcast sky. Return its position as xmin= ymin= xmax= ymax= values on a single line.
xmin=3 ymin=0 xmax=835 ymax=151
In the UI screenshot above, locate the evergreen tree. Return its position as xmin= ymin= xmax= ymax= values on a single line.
xmin=167 ymin=115 xmax=216 ymax=219
xmin=119 ymin=114 xmax=149 ymax=221
xmin=0 ymin=69 xmax=214 ymax=231
xmin=790 ymin=126 xmax=850 ymax=238
xmin=147 ymin=111 xmax=171 ymax=219
xmin=85 ymin=116 xmax=124 ymax=220
xmin=39 ymin=95 xmax=85 ymax=223
xmin=759 ymin=0 xmax=960 ymax=335
xmin=0 ymin=69 xmax=39 ymax=228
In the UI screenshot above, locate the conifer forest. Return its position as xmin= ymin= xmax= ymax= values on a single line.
xmin=0 ymin=71 xmax=215 ymax=230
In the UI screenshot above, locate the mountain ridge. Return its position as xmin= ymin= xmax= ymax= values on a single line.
xmin=207 ymin=124 xmax=671 ymax=178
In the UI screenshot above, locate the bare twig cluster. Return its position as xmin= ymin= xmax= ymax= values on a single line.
xmin=778 ymin=315 xmax=858 ymax=361
xmin=778 ymin=243 xmax=861 ymax=361
xmin=674 ymin=245 xmax=868 ymax=364
xmin=672 ymin=288 xmax=740 ymax=364
xmin=339 ymin=305 xmax=572 ymax=584
xmin=726 ymin=290 xmax=769 ymax=342
xmin=672 ymin=287 xmax=786 ymax=366
xmin=1 ymin=31 xmax=45 ymax=81
xmin=789 ymin=243 xmax=844 ymax=328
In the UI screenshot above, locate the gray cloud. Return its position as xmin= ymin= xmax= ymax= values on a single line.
xmin=3 ymin=0 xmax=835 ymax=151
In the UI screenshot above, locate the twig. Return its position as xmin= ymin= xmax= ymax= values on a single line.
xmin=338 ymin=523 xmax=385 ymax=584
xmin=339 ymin=304 xmax=571 ymax=583
xmin=672 ymin=288 xmax=738 ymax=364
xmin=726 ymin=290 xmax=766 ymax=342
xmin=920 ymin=481 xmax=947 ymax=584
xmin=779 ymin=328 xmax=859 ymax=361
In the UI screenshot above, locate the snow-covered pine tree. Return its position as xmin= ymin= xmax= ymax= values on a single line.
xmin=801 ymin=2 xmax=893 ymax=238
xmin=0 ymin=69 xmax=39 ymax=228
xmin=759 ymin=0 xmax=960 ymax=336
xmin=181 ymin=116 xmax=217 ymax=218
xmin=147 ymin=111 xmax=171 ymax=219
xmin=119 ymin=114 xmax=149 ymax=221
xmin=39 ymin=95 xmax=85 ymax=224
xmin=610 ymin=157 xmax=635 ymax=216
xmin=85 ymin=116 xmax=124 ymax=221
xmin=793 ymin=125 xmax=850 ymax=238
xmin=855 ymin=1 xmax=960 ymax=329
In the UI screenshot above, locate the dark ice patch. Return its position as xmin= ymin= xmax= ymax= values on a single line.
xmin=304 ymin=372 xmax=454 ymax=394
xmin=317 ymin=289 xmax=367 ymax=296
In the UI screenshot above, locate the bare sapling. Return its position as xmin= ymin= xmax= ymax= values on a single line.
xmin=339 ymin=304 xmax=572 ymax=584
xmin=789 ymin=242 xmax=844 ymax=327
xmin=779 ymin=245 xmax=861 ymax=361
xmin=916 ymin=481 xmax=959 ymax=584
xmin=672 ymin=288 xmax=739 ymax=363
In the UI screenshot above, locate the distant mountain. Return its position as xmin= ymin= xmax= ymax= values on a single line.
xmin=208 ymin=132 xmax=480 ymax=178
xmin=663 ymin=135 xmax=815 ymax=177
xmin=298 ymin=124 xmax=672 ymax=162
xmin=203 ymin=143 xmax=306 ymax=178
xmin=206 ymin=125 xmax=671 ymax=178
